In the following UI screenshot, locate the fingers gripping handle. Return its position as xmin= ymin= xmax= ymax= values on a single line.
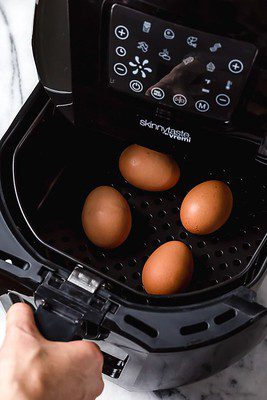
xmin=34 ymin=304 xmax=85 ymax=342
xmin=34 ymin=305 xmax=127 ymax=379
xmin=0 ymin=291 xmax=83 ymax=341
xmin=0 ymin=292 xmax=126 ymax=379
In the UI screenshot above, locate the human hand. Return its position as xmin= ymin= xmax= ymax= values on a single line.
xmin=0 ymin=303 xmax=104 ymax=400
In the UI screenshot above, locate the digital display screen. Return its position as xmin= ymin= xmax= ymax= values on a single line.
xmin=108 ymin=4 xmax=258 ymax=122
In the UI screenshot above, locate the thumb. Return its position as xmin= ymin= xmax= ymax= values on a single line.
xmin=5 ymin=303 xmax=42 ymax=340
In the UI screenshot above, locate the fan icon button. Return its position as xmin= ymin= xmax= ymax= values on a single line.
xmin=129 ymin=56 xmax=152 ymax=79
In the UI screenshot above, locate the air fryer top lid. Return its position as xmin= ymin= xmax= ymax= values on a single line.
xmin=32 ymin=0 xmax=267 ymax=152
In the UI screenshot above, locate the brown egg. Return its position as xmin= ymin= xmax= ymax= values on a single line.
xmin=119 ymin=144 xmax=180 ymax=191
xmin=82 ymin=186 xmax=132 ymax=249
xmin=180 ymin=180 xmax=233 ymax=235
xmin=142 ymin=241 xmax=194 ymax=295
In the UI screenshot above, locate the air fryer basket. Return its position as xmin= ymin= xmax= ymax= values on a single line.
xmin=13 ymin=106 xmax=267 ymax=301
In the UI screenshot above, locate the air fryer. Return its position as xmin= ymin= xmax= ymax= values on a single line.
xmin=0 ymin=0 xmax=266 ymax=392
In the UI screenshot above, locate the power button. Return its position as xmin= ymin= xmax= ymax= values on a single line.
xmin=130 ymin=80 xmax=143 ymax=93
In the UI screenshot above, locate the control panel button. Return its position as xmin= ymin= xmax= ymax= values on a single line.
xmin=225 ymin=80 xmax=233 ymax=90
xmin=143 ymin=21 xmax=152 ymax=33
xmin=151 ymin=87 xmax=165 ymax=100
xmin=137 ymin=41 xmax=149 ymax=53
xmin=115 ymin=25 xmax=129 ymax=40
xmin=216 ymin=94 xmax=230 ymax=106
xmin=173 ymin=94 xmax=187 ymax=107
xmin=206 ymin=62 xmax=216 ymax=72
xmin=202 ymin=78 xmax=211 ymax=93
xmin=164 ymin=29 xmax=175 ymax=40
xmin=187 ymin=36 xmax=198 ymax=48
xmin=130 ymin=80 xmax=143 ymax=93
xmin=228 ymin=59 xmax=244 ymax=74
xmin=209 ymin=42 xmax=222 ymax=52
xmin=195 ymin=100 xmax=210 ymax=112
xmin=129 ymin=56 xmax=152 ymax=78
xmin=183 ymin=56 xmax=195 ymax=66
xmin=114 ymin=63 xmax=128 ymax=76
xmin=116 ymin=46 xmax=127 ymax=57
xmin=159 ymin=49 xmax=171 ymax=61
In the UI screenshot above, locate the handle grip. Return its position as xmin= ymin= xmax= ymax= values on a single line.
xmin=35 ymin=305 xmax=84 ymax=341
xmin=34 ymin=305 xmax=126 ymax=379
xmin=0 ymin=292 xmax=126 ymax=379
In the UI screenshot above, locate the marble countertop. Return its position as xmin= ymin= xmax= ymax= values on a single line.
xmin=0 ymin=1 xmax=266 ymax=399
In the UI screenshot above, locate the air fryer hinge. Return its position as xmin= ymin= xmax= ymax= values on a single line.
xmin=34 ymin=268 xmax=111 ymax=341
xmin=67 ymin=266 xmax=102 ymax=293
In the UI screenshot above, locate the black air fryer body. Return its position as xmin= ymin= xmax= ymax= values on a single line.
xmin=0 ymin=0 xmax=267 ymax=392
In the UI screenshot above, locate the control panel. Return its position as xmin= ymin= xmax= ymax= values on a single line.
xmin=108 ymin=4 xmax=258 ymax=122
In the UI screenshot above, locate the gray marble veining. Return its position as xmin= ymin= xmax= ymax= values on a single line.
xmin=0 ymin=1 xmax=266 ymax=399
xmin=0 ymin=0 xmax=38 ymax=136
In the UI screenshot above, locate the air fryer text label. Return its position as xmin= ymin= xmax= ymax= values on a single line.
xmin=139 ymin=119 xmax=191 ymax=143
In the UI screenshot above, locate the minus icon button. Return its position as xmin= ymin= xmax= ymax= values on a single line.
xmin=202 ymin=88 xmax=210 ymax=93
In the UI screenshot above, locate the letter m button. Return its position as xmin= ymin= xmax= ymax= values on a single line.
xmin=195 ymin=100 xmax=210 ymax=113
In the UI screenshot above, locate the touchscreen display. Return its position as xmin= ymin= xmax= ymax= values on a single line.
xmin=109 ymin=4 xmax=258 ymax=122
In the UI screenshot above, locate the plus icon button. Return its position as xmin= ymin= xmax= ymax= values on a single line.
xmin=228 ymin=59 xmax=244 ymax=74
xmin=115 ymin=25 xmax=129 ymax=40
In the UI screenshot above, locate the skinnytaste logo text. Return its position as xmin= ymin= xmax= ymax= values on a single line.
xmin=139 ymin=119 xmax=191 ymax=143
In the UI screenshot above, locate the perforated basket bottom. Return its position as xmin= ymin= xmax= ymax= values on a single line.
xmin=39 ymin=150 xmax=266 ymax=294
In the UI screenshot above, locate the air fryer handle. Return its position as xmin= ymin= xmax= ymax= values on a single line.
xmin=0 ymin=292 xmax=79 ymax=341
xmin=34 ymin=305 xmax=84 ymax=342
xmin=0 ymin=294 xmax=125 ymax=379
xmin=34 ymin=306 xmax=126 ymax=379
xmin=34 ymin=305 xmax=126 ymax=379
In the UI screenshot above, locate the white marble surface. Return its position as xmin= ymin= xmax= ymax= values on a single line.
xmin=0 ymin=0 xmax=38 ymax=136
xmin=0 ymin=1 xmax=266 ymax=399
